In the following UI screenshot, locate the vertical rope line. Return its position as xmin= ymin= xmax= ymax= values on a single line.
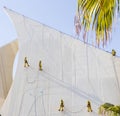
xmin=94 ymin=48 xmax=100 ymax=99
xmin=60 ymin=33 xmax=64 ymax=81
xmin=41 ymin=24 xmax=44 ymax=51
xmin=18 ymin=16 xmax=34 ymax=116
xmin=18 ymin=93 xmax=25 ymax=116
xmin=23 ymin=17 xmax=29 ymax=57
xmin=27 ymin=95 xmax=38 ymax=116
xmin=23 ymin=16 xmax=33 ymax=59
xmin=95 ymin=49 xmax=104 ymax=103
xmin=85 ymin=44 xmax=99 ymax=100
xmin=42 ymin=25 xmax=51 ymax=116
xmin=26 ymin=90 xmax=45 ymax=116
xmin=112 ymin=56 xmax=120 ymax=95
xmin=93 ymin=47 xmax=104 ymax=103
xmin=71 ymin=42 xmax=75 ymax=112
xmin=73 ymin=44 xmax=77 ymax=87
xmin=18 ymin=17 xmax=29 ymax=116
xmin=41 ymin=92 xmax=46 ymax=116
xmin=34 ymin=96 xmax=37 ymax=116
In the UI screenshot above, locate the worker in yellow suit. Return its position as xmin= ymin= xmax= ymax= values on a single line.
xmin=24 ymin=57 xmax=30 ymax=67
xmin=39 ymin=60 xmax=42 ymax=71
xmin=87 ymin=101 xmax=92 ymax=112
xmin=112 ymin=49 xmax=116 ymax=56
xmin=58 ymin=99 xmax=64 ymax=111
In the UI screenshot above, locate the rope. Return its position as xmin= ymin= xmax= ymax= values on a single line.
xmin=94 ymin=49 xmax=104 ymax=102
xmin=96 ymin=51 xmax=120 ymax=102
xmin=41 ymin=92 xmax=46 ymax=116
xmin=20 ymin=89 xmax=46 ymax=116
xmin=73 ymin=43 xmax=77 ymax=87
xmin=60 ymin=33 xmax=64 ymax=81
xmin=28 ymin=91 xmax=44 ymax=116
xmin=25 ymin=65 xmax=102 ymax=105
xmin=111 ymin=56 xmax=120 ymax=95
xmin=39 ymin=70 xmax=102 ymax=105
xmin=19 ymin=64 xmax=101 ymax=116
xmin=85 ymin=44 xmax=101 ymax=101
xmin=24 ymin=67 xmax=36 ymax=83
xmin=64 ymin=106 xmax=86 ymax=113
xmin=27 ymin=95 xmax=38 ymax=116
xmin=24 ymin=65 xmax=102 ymax=105
xmin=65 ymin=106 xmax=98 ymax=115
xmin=18 ymin=18 xmax=35 ymax=116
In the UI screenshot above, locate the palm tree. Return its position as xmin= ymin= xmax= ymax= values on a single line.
xmin=75 ymin=0 xmax=120 ymax=46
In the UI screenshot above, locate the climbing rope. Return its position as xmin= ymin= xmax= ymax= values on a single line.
xmin=64 ymin=106 xmax=86 ymax=113
xmin=39 ymin=70 xmax=102 ymax=105
xmin=21 ymin=64 xmax=101 ymax=116
xmin=85 ymin=44 xmax=101 ymax=102
xmin=111 ymin=56 xmax=120 ymax=95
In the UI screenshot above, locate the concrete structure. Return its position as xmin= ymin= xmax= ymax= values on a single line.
xmin=0 ymin=40 xmax=18 ymax=108
xmin=0 ymin=8 xmax=120 ymax=116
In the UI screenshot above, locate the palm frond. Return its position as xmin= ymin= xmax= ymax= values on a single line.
xmin=76 ymin=0 xmax=117 ymax=46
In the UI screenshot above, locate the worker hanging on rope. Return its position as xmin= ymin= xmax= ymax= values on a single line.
xmin=24 ymin=57 xmax=30 ymax=67
xmin=58 ymin=99 xmax=64 ymax=111
xmin=39 ymin=60 xmax=42 ymax=71
xmin=112 ymin=49 xmax=116 ymax=56
xmin=87 ymin=101 xmax=92 ymax=112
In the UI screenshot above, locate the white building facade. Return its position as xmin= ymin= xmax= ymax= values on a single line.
xmin=0 ymin=8 xmax=120 ymax=116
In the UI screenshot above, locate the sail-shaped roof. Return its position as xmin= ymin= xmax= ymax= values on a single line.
xmin=0 ymin=8 xmax=120 ymax=116
xmin=0 ymin=40 xmax=18 ymax=108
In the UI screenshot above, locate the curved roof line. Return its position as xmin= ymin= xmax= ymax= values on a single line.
xmin=4 ymin=6 xmax=120 ymax=58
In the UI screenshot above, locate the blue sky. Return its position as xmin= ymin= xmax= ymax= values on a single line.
xmin=0 ymin=0 xmax=120 ymax=56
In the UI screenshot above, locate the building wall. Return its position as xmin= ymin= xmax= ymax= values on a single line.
xmin=1 ymin=8 xmax=120 ymax=116
xmin=0 ymin=40 xmax=18 ymax=100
